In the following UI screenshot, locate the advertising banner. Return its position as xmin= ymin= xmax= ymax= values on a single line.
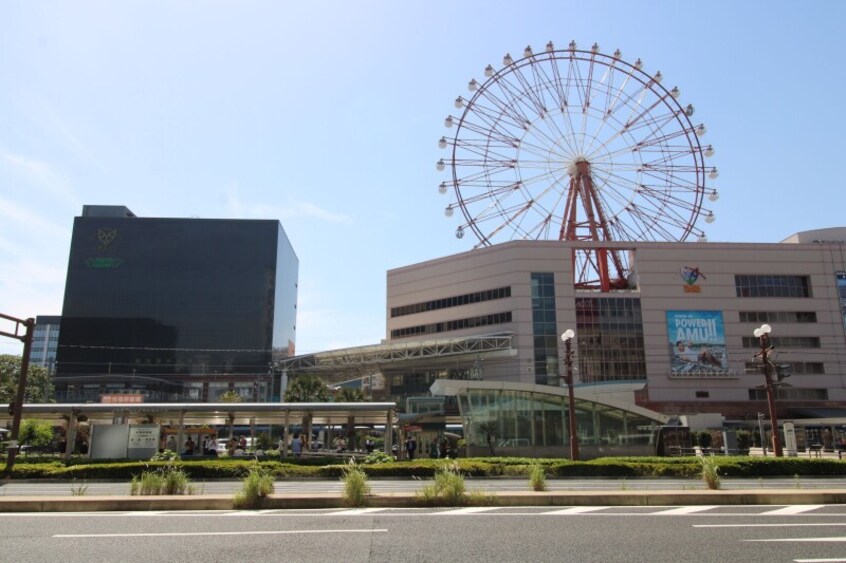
xmin=667 ymin=311 xmax=729 ymax=376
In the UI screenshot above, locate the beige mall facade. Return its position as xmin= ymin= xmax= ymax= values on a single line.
xmin=384 ymin=228 xmax=846 ymax=423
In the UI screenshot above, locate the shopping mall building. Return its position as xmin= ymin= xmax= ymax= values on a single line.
xmin=383 ymin=227 xmax=846 ymax=418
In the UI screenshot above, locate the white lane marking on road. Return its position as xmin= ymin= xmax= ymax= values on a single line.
xmin=439 ymin=507 xmax=500 ymax=514
xmin=761 ymin=505 xmax=825 ymax=515
xmin=652 ymin=506 xmax=719 ymax=515
xmin=746 ymin=537 xmax=846 ymax=542
xmin=54 ymin=529 xmax=389 ymax=539
xmin=332 ymin=508 xmax=388 ymax=515
xmin=692 ymin=524 xmax=846 ymax=528
xmin=545 ymin=506 xmax=609 ymax=514
xmin=696 ymin=523 xmax=846 ymax=528
xmin=794 ymin=559 xmax=846 ymax=562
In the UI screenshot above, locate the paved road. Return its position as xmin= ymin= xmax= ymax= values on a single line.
xmin=2 ymin=505 xmax=846 ymax=562
xmin=1 ymin=476 xmax=843 ymax=496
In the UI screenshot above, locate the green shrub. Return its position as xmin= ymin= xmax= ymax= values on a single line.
xmin=130 ymin=466 xmax=193 ymax=495
xmin=150 ymin=450 xmax=180 ymax=462
xmin=341 ymin=459 xmax=371 ymax=507
xmin=417 ymin=462 xmax=467 ymax=506
xmin=700 ymin=456 xmax=721 ymax=490
xmin=19 ymin=419 xmax=54 ymax=447
xmin=233 ymin=466 xmax=275 ymax=509
xmin=528 ymin=463 xmax=547 ymax=491
xmin=363 ymin=451 xmax=394 ymax=464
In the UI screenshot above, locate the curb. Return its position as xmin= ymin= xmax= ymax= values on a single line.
xmin=1 ymin=489 xmax=845 ymax=512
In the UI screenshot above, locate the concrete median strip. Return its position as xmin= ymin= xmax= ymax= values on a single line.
xmin=1 ymin=489 xmax=846 ymax=512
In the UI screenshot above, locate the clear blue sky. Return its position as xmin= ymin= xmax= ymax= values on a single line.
xmin=1 ymin=1 xmax=844 ymax=356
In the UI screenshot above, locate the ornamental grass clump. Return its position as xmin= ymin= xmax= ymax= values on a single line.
xmin=700 ymin=456 xmax=721 ymax=490
xmin=341 ymin=458 xmax=372 ymax=507
xmin=130 ymin=466 xmax=193 ymax=495
xmin=233 ymin=466 xmax=275 ymax=509
xmin=528 ymin=463 xmax=547 ymax=492
xmin=417 ymin=461 xmax=467 ymax=506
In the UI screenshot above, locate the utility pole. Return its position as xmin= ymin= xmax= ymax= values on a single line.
xmin=754 ymin=324 xmax=783 ymax=457
xmin=1 ymin=313 xmax=35 ymax=472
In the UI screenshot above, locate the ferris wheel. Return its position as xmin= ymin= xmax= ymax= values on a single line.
xmin=437 ymin=41 xmax=719 ymax=290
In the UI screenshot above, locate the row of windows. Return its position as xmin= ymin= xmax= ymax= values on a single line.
xmin=735 ymin=275 xmax=811 ymax=298
xmin=390 ymin=312 xmax=513 ymax=339
xmin=748 ymin=388 xmax=828 ymax=401
xmin=739 ymin=311 xmax=817 ymax=323
xmin=741 ymin=336 xmax=821 ymax=349
xmin=531 ymin=273 xmax=559 ymax=385
xmin=576 ymin=297 xmax=647 ymax=383
xmin=743 ymin=361 xmax=825 ymax=375
xmin=391 ymin=286 xmax=511 ymax=318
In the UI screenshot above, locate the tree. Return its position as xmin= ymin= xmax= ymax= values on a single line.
xmin=219 ymin=390 xmax=243 ymax=403
xmin=0 ymin=354 xmax=53 ymax=404
xmin=284 ymin=375 xmax=330 ymax=402
xmin=334 ymin=387 xmax=366 ymax=451
xmin=335 ymin=387 xmax=366 ymax=402
xmin=19 ymin=419 xmax=53 ymax=446
xmin=477 ymin=421 xmax=498 ymax=456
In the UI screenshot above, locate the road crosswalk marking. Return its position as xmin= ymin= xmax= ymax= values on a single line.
xmin=652 ymin=505 xmax=719 ymax=515
xmin=545 ymin=506 xmax=609 ymax=514
xmin=440 ymin=507 xmax=500 ymax=514
xmin=762 ymin=505 xmax=825 ymax=515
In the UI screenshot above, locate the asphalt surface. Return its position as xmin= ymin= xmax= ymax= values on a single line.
xmin=4 ymin=506 xmax=846 ymax=562
xmin=2 ymin=477 xmax=845 ymax=496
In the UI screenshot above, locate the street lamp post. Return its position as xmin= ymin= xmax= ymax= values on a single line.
xmin=561 ymin=329 xmax=579 ymax=460
xmin=753 ymin=323 xmax=783 ymax=457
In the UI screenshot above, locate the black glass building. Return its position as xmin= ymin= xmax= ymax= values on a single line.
xmin=55 ymin=206 xmax=298 ymax=402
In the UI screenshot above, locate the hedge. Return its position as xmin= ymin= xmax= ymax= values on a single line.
xmin=3 ymin=455 xmax=844 ymax=481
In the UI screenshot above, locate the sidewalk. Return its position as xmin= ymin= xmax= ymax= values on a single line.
xmin=2 ymin=488 xmax=846 ymax=513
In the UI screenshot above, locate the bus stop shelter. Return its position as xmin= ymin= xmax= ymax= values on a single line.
xmin=2 ymin=401 xmax=397 ymax=459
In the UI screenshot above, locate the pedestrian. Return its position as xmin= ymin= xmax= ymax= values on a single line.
xmin=292 ymin=433 xmax=303 ymax=457
xmin=405 ymin=435 xmax=417 ymax=460
xmin=365 ymin=437 xmax=375 ymax=454
xmin=207 ymin=437 xmax=218 ymax=457
xmin=278 ymin=436 xmax=287 ymax=456
xmin=184 ymin=437 xmax=195 ymax=456
xmin=238 ymin=435 xmax=247 ymax=450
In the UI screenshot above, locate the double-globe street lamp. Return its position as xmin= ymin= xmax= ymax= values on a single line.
xmin=753 ymin=323 xmax=783 ymax=457
xmin=561 ymin=329 xmax=579 ymax=460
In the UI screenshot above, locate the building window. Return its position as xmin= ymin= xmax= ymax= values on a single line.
xmin=735 ymin=275 xmax=811 ymax=298
xmin=531 ymin=273 xmax=559 ymax=385
xmin=391 ymin=286 xmax=511 ymax=317
xmin=748 ymin=388 xmax=828 ymax=401
xmin=390 ymin=311 xmax=512 ymax=339
xmin=744 ymin=361 xmax=825 ymax=375
xmin=739 ymin=311 xmax=817 ymax=324
xmin=575 ymin=297 xmax=647 ymax=383
xmin=695 ymin=391 xmax=710 ymax=398
xmin=741 ymin=336 xmax=821 ymax=349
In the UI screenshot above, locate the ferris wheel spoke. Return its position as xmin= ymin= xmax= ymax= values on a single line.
xmin=456 ymin=183 xmax=523 ymax=206
xmin=442 ymin=43 xmax=713 ymax=284
xmin=453 ymin=165 xmax=516 ymax=185
xmin=472 ymin=84 xmax=534 ymax=132
xmin=457 ymin=116 xmax=523 ymax=146
xmin=489 ymin=73 xmax=546 ymax=128
xmin=508 ymin=61 xmax=554 ymax=117
xmin=602 ymin=62 xmax=637 ymax=120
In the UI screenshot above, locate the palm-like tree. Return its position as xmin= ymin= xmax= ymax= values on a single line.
xmin=334 ymin=387 xmax=366 ymax=402
xmin=284 ymin=375 xmax=330 ymax=402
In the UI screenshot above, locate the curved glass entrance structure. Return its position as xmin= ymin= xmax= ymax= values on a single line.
xmin=430 ymin=380 xmax=669 ymax=459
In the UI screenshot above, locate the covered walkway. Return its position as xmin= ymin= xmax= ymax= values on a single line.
xmin=3 ymin=401 xmax=396 ymax=459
